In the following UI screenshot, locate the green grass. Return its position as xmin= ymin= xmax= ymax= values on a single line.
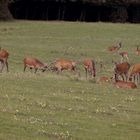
xmin=0 ymin=20 xmax=140 ymax=140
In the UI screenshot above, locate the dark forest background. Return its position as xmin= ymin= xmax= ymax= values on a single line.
xmin=0 ymin=0 xmax=140 ymax=23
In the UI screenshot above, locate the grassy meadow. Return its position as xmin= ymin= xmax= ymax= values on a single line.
xmin=0 ymin=20 xmax=140 ymax=140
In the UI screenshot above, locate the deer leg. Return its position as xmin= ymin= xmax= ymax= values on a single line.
xmin=135 ymin=74 xmax=137 ymax=84
xmin=125 ymin=72 xmax=128 ymax=82
xmin=34 ymin=68 xmax=38 ymax=73
xmin=93 ymin=68 xmax=96 ymax=78
xmin=121 ymin=74 xmax=125 ymax=81
xmin=30 ymin=67 xmax=33 ymax=73
xmin=57 ymin=67 xmax=61 ymax=74
xmin=136 ymin=73 xmax=139 ymax=84
xmin=5 ymin=61 xmax=9 ymax=72
xmin=0 ymin=60 xmax=5 ymax=73
xmin=77 ymin=70 xmax=81 ymax=77
xmin=126 ymin=73 xmax=129 ymax=82
xmin=131 ymin=75 xmax=134 ymax=83
xmin=139 ymin=72 xmax=140 ymax=84
xmin=89 ymin=69 xmax=92 ymax=78
xmin=137 ymin=73 xmax=139 ymax=84
xmin=126 ymin=55 xmax=129 ymax=61
xmin=23 ymin=65 xmax=27 ymax=72
xmin=91 ymin=70 xmax=95 ymax=78
xmin=134 ymin=75 xmax=136 ymax=84
xmin=72 ymin=67 xmax=81 ymax=77
xmin=85 ymin=68 xmax=88 ymax=79
xmin=71 ymin=67 xmax=75 ymax=74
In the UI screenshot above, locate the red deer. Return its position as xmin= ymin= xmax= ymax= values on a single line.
xmin=119 ymin=51 xmax=129 ymax=62
xmin=83 ymin=59 xmax=96 ymax=79
xmin=23 ymin=57 xmax=48 ymax=73
xmin=113 ymin=61 xmax=130 ymax=81
xmin=135 ymin=46 xmax=140 ymax=55
xmin=129 ymin=63 xmax=140 ymax=84
xmin=50 ymin=59 xmax=80 ymax=76
xmin=113 ymin=73 xmax=137 ymax=89
xmin=107 ymin=42 xmax=122 ymax=53
xmin=98 ymin=76 xmax=111 ymax=83
xmin=0 ymin=47 xmax=9 ymax=72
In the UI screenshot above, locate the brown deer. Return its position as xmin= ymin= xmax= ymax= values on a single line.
xmin=0 ymin=47 xmax=9 ymax=72
xmin=107 ymin=42 xmax=122 ymax=53
xmin=23 ymin=57 xmax=48 ymax=73
xmin=119 ymin=51 xmax=129 ymax=62
xmin=50 ymin=59 xmax=80 ymax=76
xmin=113 ymin=73 xmax=137 ymax=89
xmin=98 ymin=76 xmax=111 ymax=83
xmin=135 ymin=46 xmax=140 ymax=55
xmin=113 ymin=61 xmax=130 ymax=81
xmin=83 ymin=59 xmax=96 ymax=79
xmin=129 ymin=63 xmax=140 ymax=84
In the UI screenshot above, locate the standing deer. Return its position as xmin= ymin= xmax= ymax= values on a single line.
xmin=113 ymin=61 xmax=130 ymax=81
xmin=129 ymin=63 xmax=140 ymax=84
xmin=0 ymin=47 xmax=9 ymax=72
xmin=23 ymin=57 xmax=48 ymax=73
xmin=83 ymin=59 xmax=96 ymax=79
xmin=53 ymin=59 xmax=76 ymax=72
xmin=50 ymin=59 xmax=80 ymax=76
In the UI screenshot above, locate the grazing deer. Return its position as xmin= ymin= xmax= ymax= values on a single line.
xmin=83 ymin=59 xmax=96 ymax=79
xmin=0 ymin=47 xmax=9 ymax=72
xmin=113 ymin=73 xmax=137 ymax=89
xmin=50 ymin=59 xmax=80 ymax=76
xmin=135 ymin=46 xmax=140 ymax=56
xmin=23 ymin=57 xmax=48 ymax=73
xmin=107 ymin=42 xmax=122 ymax=53
xmin=119 ymin=51 xmax=129 ymax=62
xmin=129 ymin=63 xmax=140 ymax=84
xmin=113 ymin=61 xmax=130 ymax=81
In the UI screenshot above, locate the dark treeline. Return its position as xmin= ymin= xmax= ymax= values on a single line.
xmin=0 ymin=0 xmax=13 ymax=21
xmin=1 ymin=0 xmax=140 ymax=23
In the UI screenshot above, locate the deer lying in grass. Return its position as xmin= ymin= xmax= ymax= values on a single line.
xmin=135 ymin=46 xmax=140 ymax=56
xmin=129 ymin=63 xmax=140 ymax=84
xmin=98 ymin=76 xmax=111 ymax=83
xmin=83 ymin=59 xmax=96 ymax=79
xmin=113 ymin=73 xmax=137 ymax=89
xmin=107 ymin=42 xmax=122 ymax=53
xmin=0 ymin=47 xmax=9 ymax=72
xmin=23 ymin=57 xmax=48 ymax=73
xmin=113 ymin=61 xmax=130 ymax=81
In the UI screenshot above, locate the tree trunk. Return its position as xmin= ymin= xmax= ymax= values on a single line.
xmin=0 ymin=0 xmax=13 ymax=21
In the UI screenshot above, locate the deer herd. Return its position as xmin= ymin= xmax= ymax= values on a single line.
xmin=0 ymin=42 xmax=140 ymax=89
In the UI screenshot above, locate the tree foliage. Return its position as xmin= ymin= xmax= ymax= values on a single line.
xmin=0 ymin=0 xmax=140 ymax=22
xmin=0 ymin=0 xmax=13 ymax=20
